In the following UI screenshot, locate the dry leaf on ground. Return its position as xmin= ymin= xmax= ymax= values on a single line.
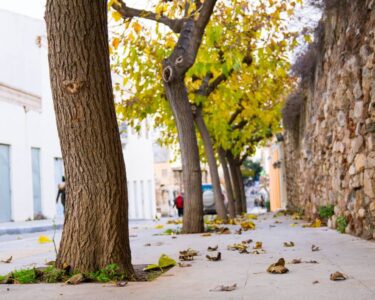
xmin=178 ymin=262 xmax=192 ymax=267
xmin=290 ymin=259 xmax=302 ymax=264
xmin=284 ymin=241 xmax=295 ymax=247
xmin=66 ymin=274 xmax=86 ymax=285
xmin=208 ymin=245 xmax=218 ymax=251
xmin=179 ymin=248 xmax=198 ymax=261
xmin=303 ymin=219 xmax=322 ymax=228
xmin=253 ymin=241 xmax=263 ymax=249
xmin=267 ymin=258 xmax=289 ymax=274
xmin=38 ymin=235 xmax=52 ymax=244
xmin=144 ymin=243 xmax=151 ymax=247
xmin=115 ymin=281 xmax=128 ymax=287
xmin=216 ymin=227 xmax=231 ymax=234
xmin=240 ymin=221 xmax=256 ymax=231
xmin=201 ymin=233 xmax=211 ymax=237
xmin=235 ymin=228 xmax=242 ymax=235
xmin=242 ymin=239 xmax=253 ymax=244
xmin=330 ymin=271 xmax=347 ymax=281
xmin=227 ymin=243 xmax=248 ymax=253
xmin=311 ymin=245 xmax=320 ymax=252
xmin=210 ymin=283 xmax=237 ymax=292
xmin=312 ymin=280 xmax=319 ymax=284
xmin=1 ymin=256 xmax=12 ymax=263
xmin=206 ymin=252 xmax=221 ymax=261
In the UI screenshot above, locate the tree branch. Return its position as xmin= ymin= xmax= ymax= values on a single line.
xmin=112 ymin=0 xmax=184 ymax=33
xmin=228 ymin=105 xmax=244 ymax=125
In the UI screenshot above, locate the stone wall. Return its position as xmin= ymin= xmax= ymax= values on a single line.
xmin=283 ymin=0 xmax=375 ymax=239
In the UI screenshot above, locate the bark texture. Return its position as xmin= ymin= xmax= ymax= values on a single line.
xmin=45 ymin=0 xmax=134 ymax=274
xmin=193 ymin=106 xmax=227 ymax=220
xmin=164 ymin=79 xmax=204 ymax=233
xmin=227 ymin=152 xmax=243 ymax=215
xmin=218 ymin=147 xmax=236 ymax=218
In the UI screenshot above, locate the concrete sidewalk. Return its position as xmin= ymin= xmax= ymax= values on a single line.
xmin=0 ymin=218 xmax=64 ymax=236
xmin=1 ymin=214 xmax=375 ymax=300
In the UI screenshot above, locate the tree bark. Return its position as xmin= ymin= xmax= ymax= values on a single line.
xmin=45 ymin=0 xmax=134 ymax=275
xmin=193 ymin=107 xmax=227 ymax=221
xmin=236 ymin=162 xmax=247 ymax=213
xmin=227 ymin=152 xmax=243 ymax=215
xmin=164 ymin=79 xmax=204 ymax=233
xmin=218 ymin=148 xmax=235 ymax=218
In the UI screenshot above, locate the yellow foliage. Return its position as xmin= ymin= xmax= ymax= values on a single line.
xmin=240 ymin=221 xmax=256 ymax=231
xmin=111 ymin=11 xmax=122 ymax=22
xmin=155 ymin=224 xmax=164 ymax=229
xmin=132 ymin=21 xmax=142 ymax=33
xmin=112 ymin=37 xmax=120 ymax=49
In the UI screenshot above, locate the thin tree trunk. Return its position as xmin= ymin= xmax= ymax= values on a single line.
xmin=218 ymin=147 xmax=235 ymax=218
xmin=235 ymin=162 xmax=247 ymax=213
xmin=227 ymin=152 xmax=243 ymax=215
xmin=163 ymin=79 xmax=204 ymax=233
xmin=45 ymin=0 xmax=134 ymax=275
xmin=193 ymin=107 xmax=227 ymax=221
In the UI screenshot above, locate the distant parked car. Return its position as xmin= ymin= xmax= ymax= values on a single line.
xmin=202 ymin=183 xmax=227 ymax=215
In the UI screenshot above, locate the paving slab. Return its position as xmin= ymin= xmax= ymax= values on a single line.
xmin=0 ymin=214 xmax=374 ymax=300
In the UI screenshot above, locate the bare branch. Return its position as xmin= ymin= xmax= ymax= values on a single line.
xmin=112 ymin=0 xmax=184 ymax=33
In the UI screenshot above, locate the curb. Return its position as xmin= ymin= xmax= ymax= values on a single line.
xmin=0 ymin=223 xmax=63 ymax=236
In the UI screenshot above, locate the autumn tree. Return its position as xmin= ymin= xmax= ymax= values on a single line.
xmin=45 ymin=0 xmax=134 ymax=275
xmin=112 ymin=0 xmax=220 ymax=233
xmin=111 ymin=0 xmax=298 ymax=220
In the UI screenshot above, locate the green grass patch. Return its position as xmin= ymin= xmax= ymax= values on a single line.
xmin=12 ymin=269 xmax=39 ymax=284
xmin=336 ymin=216 xmax=347 ymax=233
xmin=319 ymin=205 xmax=334 ymax=219
xmin=87 ymin=264 xmax=125 ymax=283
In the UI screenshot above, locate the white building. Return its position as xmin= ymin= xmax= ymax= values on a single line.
xmin=0 ymin=9 xmax=156 ymax=222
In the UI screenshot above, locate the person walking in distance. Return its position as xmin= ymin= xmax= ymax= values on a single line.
xmin=174 ymin=193 xmax=184 ymax=217
xmin=56 ymin=176 xmax=66 ymax=212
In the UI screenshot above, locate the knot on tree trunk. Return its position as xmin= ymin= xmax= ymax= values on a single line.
xmin=63 ymin=80 xmax=85 ymax=94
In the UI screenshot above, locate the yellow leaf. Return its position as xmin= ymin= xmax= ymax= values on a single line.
xmin=155 ymin=224 xmax=164 ymax=229
xmin=112 ymin=11 xmax=122 ymax=22
xmin=112 ymin=37 xmax=120 ymax=49
xmin=133 ymin=21 xmax=142 ymax=33
xmin=38 ymin=235 xmax=52 ymax=244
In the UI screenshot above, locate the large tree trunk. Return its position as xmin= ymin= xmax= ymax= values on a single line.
xmin=163 ymin=79 xmax=204 ymax=233
xmin=218 ymin=147 xmax=235 ymax=218
xmin=45 ymin=0 xmax=134 ymax=275
xmin=227 ymin=152 xmax=243 ymax=215
xmin=193 ymin=107 xmax=227 ymax=221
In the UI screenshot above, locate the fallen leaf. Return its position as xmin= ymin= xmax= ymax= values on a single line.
xmin=274 ymin=220 xmax=282 ymax=224
xmin=290 ymin=259 xmax=302 ymax=264
xmin=253 ymin=241 xmax=263 ymax=249
xmin=179 ymin=248 xmax=198 ymax=261
xmin=290 ymin=223 xmax=298 ymax=227
xmin=311 ymin=245 xmax=320 ymax=252
xmin=201 ymin=233 xmax=211 ymax=237
xmin=240 ymin=221 xmax=256 ymax=231
xmin=167 ymin=219 xmax=182 ymax=225
xmin=144 ymin=243 xmax=151 ymax=247
xmin=267 ymin=258 xmax=289 ymax=274
xmin=246 ymin=214 xmax=258 ymax=220
xmin=210 ymin=283 xmax=237 ymax=292
xmin=312 ymin=280 xmax=319 ymax=284
xmin=178 ymin=262 xmax=192 ymax=267
xmin=154 ymin=224 xmax=164 ymax=229
xmin=144 ymin=254 xmax=176 ymax=271
xmin=115 ymin=281 xmax=128 ymax=287
xmin=303 ymin=219 xmax=322 ymax=228
xmin=242 ymin=239 xmax=253 ymax=244
xmin=306 ymin=260 xmax=318 ymax=264
xmin=38 ymin=235 xmax=52 ymax=243
xmin=66 ymin=274 xmax=85 ymax=285
xmin=235 ymin=228 xmax=242 ymax=235
xmin=206 ymin=252 xmax=221 ymax=261
xmin=1 ymin=256 xmax=12 ymax=263
xmin=284 ymin=241 xmax=295 ymax=247
xmin=227 ymin=243 xmax=248 ymax=253
xmin=330 ymin=271 xmax=347 ymax=281
xmin=171 ymin=236 xmax=177 ymax=239
xmin=207 ymin=245 xmax=218 ymax=251
xmin=216 ymin=227 xmax=231 ymax=234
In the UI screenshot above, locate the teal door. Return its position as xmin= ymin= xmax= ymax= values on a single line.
xmin=31 ymin=148 xmax=42 ymax=217
xmin=54 ymin=158 xmax=65 ymax=216
xmin=0 ymin=144 xmax=11 ymax=222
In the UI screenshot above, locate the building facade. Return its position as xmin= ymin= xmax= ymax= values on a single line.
xmin=0 ymin=10 xmax=156 ymax=222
